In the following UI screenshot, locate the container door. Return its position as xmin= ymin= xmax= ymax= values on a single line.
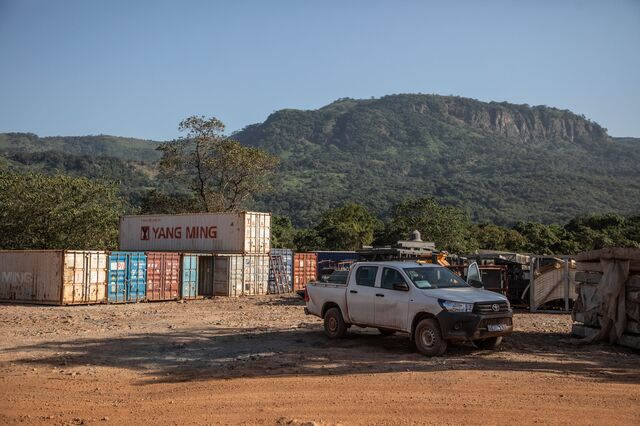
xmin=166 ymin=253 xmax=180 ymax=299
xmin=199 ymin=256 xmax=214 ymax=297
xmin=108 ymin=253 xmax=127 ymax=302
xmin=182 ymin=255 xmax=198 ymax=299
xmin=127 ymin=253 xmax=147 ymax=302
xmin=146 ymin=253 xmax=161 ymax=300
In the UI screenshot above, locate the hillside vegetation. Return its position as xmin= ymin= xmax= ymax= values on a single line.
xmin=1 ymin=94 xmax=639 ymax=228
xmin=234 ymin=94 xmax=640 ymax=226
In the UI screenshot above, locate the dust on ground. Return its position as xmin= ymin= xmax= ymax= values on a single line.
xmin=0 ymin=295 xmax=638 ymax=425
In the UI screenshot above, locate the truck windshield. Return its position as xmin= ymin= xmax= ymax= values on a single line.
xmin=403 ymin=267 xmax=469 ymax=289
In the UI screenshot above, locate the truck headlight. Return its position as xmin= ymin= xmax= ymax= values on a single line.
xmin=439 ymin=299 xmax=474 ymax=313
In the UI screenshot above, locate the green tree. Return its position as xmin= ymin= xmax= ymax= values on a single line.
xmin=383 ymin=197 xmax=478 ymax=253
xmin=293 ymin=228 xmax=325 ymax=252
xmin=138 ymin=189 xmax=200 ymax=214
xmin=158 ymin=116 xmax=279 ymax=212
xmin=0 ymin=171 xmax=123 ymax=249
xmin=271 ymin=215 xmax=295 ymax=248
xmin=472 ymin=224 xmax=528 ymax=252
xmin=315 ymin=203 xmax=381 ymax=250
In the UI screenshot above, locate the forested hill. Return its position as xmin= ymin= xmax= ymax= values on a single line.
xmin=1 ymin=94 xmax=639 ymax=227
xmin=234 ymin=94 xmax=640 ymax=226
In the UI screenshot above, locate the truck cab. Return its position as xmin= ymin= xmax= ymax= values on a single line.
xmin=305 ymin=261 xmax=513 ymax=356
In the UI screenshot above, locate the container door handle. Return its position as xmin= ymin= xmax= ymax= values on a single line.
xmin=349 ymin=290 xmax=358 ymax=294
xmin=376 ymin=293 xmax=384 ymax=297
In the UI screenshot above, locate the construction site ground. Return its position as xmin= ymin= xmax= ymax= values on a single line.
xmin=1 ymin=295 xmax=638 ymax=425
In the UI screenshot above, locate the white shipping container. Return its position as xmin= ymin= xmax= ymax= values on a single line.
xmin=213 ymin=254 xmax=269 ymax=297
xmin=0 ymin=250 xmax=108 ymax=305
xmin=119 ymin=212 xmax=271 ymax=254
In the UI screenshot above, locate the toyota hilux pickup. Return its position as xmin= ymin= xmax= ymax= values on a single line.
xmin=304 ymin=261 xmax=513 ymax=356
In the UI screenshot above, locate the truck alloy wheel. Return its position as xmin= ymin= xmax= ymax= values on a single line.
xmin=414 ymin=318 xmax=447 ymax=356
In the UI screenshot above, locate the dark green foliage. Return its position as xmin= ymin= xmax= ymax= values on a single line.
xmin=0 ymin=171 xmax=123 ymax=250
xmin=293 ymin=228 xmax=325 ymax=252
xmin=314 ymin=203 xmax=381 ymax=250
xmin=378 ymin=197 xmax=478 ymax=253
xmin=271 ymin=215 xmax=296 ymax=248
xmin=138 ymin=190 xmax=201 ymax=214
xmin=471 ymin=224 xmax=528 ymax=252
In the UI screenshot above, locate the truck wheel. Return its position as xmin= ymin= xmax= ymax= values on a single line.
xmin=414 ymin=319 xmax=447 ymax=356
xmin=324 ymin=307 xmax=347 ymax=339
xmin=474 ymin=336 xmax=503 ymax=349
xmin=378 ymin=328 xmax=395 ymax=336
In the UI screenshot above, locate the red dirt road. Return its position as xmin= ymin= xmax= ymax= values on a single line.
xmin=1 ymin=296 xmax=639 ymax=425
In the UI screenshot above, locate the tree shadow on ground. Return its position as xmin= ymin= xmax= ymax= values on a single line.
xmin=5 ymin=323 xmax=639 ymax=386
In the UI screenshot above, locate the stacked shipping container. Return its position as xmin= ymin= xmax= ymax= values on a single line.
xmin=146 ymin=252 xmax=180 ymax=301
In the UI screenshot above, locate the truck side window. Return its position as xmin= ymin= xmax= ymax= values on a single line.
xmin=355 ymin=266 xmax=378 ymax=287
xmin=381 ymin=268 xmax=406 ymax=290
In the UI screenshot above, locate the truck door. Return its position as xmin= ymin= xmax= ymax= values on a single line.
xmin=375 ymin=267 xmax=411 ymax=330
xmin=466 ymin=262 xmax=483 ymax=288
xmin=346 ymin=265 xmax=378 ymax=325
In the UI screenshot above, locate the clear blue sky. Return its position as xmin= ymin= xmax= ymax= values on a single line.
xmin=1 ymin=0 xmax=639 ymax=140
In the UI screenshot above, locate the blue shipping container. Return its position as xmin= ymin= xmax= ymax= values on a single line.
xmin=108 ymin=252 xmax=147 ymax=302
xmin=182 ymin=254 xmax=198 ymax=299
xmin=268 ymin=248 xmax=293 ymax=293
xmin=316 ymin=251 xmax=358 ymax=280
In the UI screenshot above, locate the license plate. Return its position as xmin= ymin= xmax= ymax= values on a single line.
xmin=488 ymin=324 xmax=507 ymax=332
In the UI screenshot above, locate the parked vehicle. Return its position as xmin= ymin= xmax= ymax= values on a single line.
xmin=305 ymin=261 xmax=513 ymax=356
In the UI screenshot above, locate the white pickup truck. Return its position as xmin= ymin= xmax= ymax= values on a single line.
xmin=305 ymin=261 xmax=513 ymax=356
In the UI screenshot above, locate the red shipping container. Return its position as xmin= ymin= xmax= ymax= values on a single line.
xmin=293 ymin=252 xmax=317 ymax=291
xmin=146 ymin=252 xmax=180 ymax=301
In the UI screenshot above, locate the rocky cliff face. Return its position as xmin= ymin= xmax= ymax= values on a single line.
xmin=403 ymin=95 xmax=609 ymax=144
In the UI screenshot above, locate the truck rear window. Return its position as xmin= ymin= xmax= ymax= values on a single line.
xmin=355 ymin=266 xmax=378 ymax=287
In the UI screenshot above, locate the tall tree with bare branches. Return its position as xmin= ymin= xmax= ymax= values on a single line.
xmin=158 ymin=116 xmax=278 ymax=212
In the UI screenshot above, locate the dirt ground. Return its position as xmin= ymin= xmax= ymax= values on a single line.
xmin=0 ymin=295 xmax=638 ymax=425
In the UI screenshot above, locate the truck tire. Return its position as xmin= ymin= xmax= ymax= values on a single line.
xmin=324 ymin=307 xmax=347 ymax=339
xmin=414 ymin=318 xmax=447 ymax=356
xmin=378 ymin=328 xmax=395 ymax=336
xmin=474 ymin=336 xmax=503 ymax=349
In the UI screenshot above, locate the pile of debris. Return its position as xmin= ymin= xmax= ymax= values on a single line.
xmin=572 ymin=248 xmax=640 ymax=349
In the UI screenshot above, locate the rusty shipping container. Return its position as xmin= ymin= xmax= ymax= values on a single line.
xmin=293 ymin=252 xmax=317 ymax=291
xmin=213 ymin=254 xmax=269 ymax=297
xmin=118 ymin=212 xmax=271 ymax=254
xmin=0 ymin=250 xmax=107 ymax=305
xmin=146 ymin=252 xmax=180 ymax=301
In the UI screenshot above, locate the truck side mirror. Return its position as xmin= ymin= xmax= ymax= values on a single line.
xmin=393 ymin=282 xmax=409 ymax=291
xmin=468 ymin=279 xmax=483 ymax=288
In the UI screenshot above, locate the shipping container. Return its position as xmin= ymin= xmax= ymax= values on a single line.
xmin=146 ymin=252 xmax=180 ymax=301
xmin=268 ymin=248 xmax=293 ymax=293
xmin=118 ymin=212 xmax=271 ymax=254
xmin=181 ymin=254 xmax=199 ymax=299
xmin=108 ymin=252 xmax=147 ymax=303
xmin=213 ymin=254 xmax=269 ymax=297
xmin=0 ymin=250 xmax=107 ymax=305
xmin=315 ymin=251 xmax=358 ymax=280
xmin=293 ymin=252 xmax=317 ymax=291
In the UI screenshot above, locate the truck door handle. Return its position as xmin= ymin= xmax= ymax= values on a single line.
xmin=376 ymin=293 xmax=384 ymax=297
xmin=350 ymin=290 xmax=358 ymax=294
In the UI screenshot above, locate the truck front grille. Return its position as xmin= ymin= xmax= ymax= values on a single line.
xmin=474 ymin=301 xmax=510 ymax=315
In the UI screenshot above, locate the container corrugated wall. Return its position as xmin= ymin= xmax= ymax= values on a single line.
xmin=268 ymin=248 xmax=293 ymax=293
xmin=293 ymin=252 xmax=318 ymax=291
xmin=181 ymin=254 xmax=199 ymax=299
xmin=213 ymin=254 xmax=269 ymax=297
xmin=146 ymin=252 xmax=180 ymax=301
xmin=118 ymin=212 xmax=271 ymax=254
xmin=108 ymin=252 xmax=147 ymax=303
xmin=0 ymin=250 xmax=107 ymax=305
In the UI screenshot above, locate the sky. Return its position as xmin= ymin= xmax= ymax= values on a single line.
xmin=0 ymin=0 xmax=639 ymax=140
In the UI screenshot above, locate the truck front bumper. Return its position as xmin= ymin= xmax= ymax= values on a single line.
xmin=436 ymin=311 xmax=513 ymax=341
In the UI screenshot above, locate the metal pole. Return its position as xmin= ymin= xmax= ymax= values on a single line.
xmin=563 ymin=259 xmax=570 ymax=312
xmin=529 ymin=257 xmax=536 ymax=312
